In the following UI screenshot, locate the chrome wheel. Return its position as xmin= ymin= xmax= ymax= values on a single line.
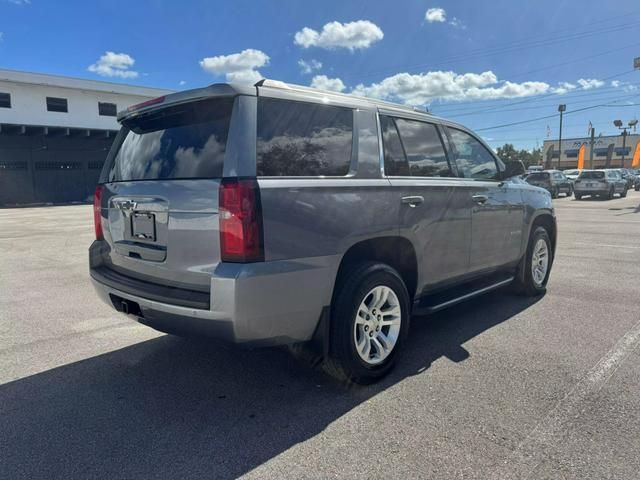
xmin=353 ymin=285 xmax=402 ymax=365
xmin=531 ymin=238 xmax=549 ymax=286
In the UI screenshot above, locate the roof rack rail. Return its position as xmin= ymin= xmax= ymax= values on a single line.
xmin=254 ymin=78 xmax=431 ymax=115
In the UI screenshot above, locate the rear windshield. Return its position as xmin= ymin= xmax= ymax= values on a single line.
xmin=579 ymin=171 xmax=605 ymax=179
xmin=527 ymin=172 xmax=549 ymax=180
xmin=104 ymin=98 xmax=234 ymax=182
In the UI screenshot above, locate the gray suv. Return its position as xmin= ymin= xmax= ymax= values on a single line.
xmin=90 ymin=80 xmax=556 ymax=383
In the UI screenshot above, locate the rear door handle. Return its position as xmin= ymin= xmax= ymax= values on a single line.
xmin=401 ymin=195 xmax=424 ymax=207
xmin=472 ymin=194 xmax=489 ymax=205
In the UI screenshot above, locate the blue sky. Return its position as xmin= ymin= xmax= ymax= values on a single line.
xmin=1 ymin=0 xmax=639 ymax=149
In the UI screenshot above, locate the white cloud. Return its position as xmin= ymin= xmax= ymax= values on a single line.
xmin=611 ymin=80 xmax=621 ymax=88
xmin=577 ymin=78 xmax=604 ymax=89
xmin=88 ymin=51 xmax=138 ymax=79
xmin=0 ymin=32 xmax=3 ymax=42
xmin=179 ymin=80 xmax=186 ymax=86
xmin=449 ymin=17 xmax=466 ymax=29
xmin=310 ymin=75 xmax=346 ymax=92
xmin=352 ymin=70 xmax=555 ymax=105
xmin=199 ymin=48 xmax=269 ymax=84
xmin=425 ymin=8 xmax=446 ymax=23
xmin=298 ymin=59 xmax=322 ymax=74
xmin=553 ymin=82 xmax=577 ymax=94
xmin=6 ymin=0 xmax=30 ymax=4
xmin=294 ymin=20 xmax=383 ymax=50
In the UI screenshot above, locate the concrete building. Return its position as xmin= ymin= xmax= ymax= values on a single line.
xmin=542 ymin=133 xmax=640 ymax=170
xmin=0 ymin=69 xmax=173 ymax=205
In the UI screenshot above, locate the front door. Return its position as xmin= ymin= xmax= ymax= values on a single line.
xmin=443 ymin=126 xmax=525 ymax=273
xmin=379 ymin=113 xmax=471 ymax=290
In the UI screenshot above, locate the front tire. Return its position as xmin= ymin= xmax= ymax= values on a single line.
xmin=513 ymin=226 xmax=553 ymax=297
xmin=621 ymin=187 xmax=628 ymax=198
xmin=575 ymin=193 xmax=582 ymax=200
xmin=326 ymin=262 xmax=410 ymax=384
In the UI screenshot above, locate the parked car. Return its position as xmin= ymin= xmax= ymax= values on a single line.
xmin=525 ymin=170 xmax=573 ymax=198
xmin=616 ymin=168 xmax=636 ymax=189
xmin=574 ymin=169 xmax=628 ymax=199
xmin=634 ymin=169 xmax=640 ymax=191
xmin=563 ymin=169 xmax=581 ymax=184
xmin=89 ymin=79 xmax=556 ymax=383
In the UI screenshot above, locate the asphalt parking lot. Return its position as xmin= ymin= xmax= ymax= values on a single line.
xmin=1 ymin=191 xmax=639 ymax=479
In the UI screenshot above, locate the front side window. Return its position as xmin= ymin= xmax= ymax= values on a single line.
xmin=381 ymin=116 xmax=452 ymax=177
xmin=256 ymin=98 xmax=353 ymax=176
xmin=446 ymin=127 xmax=499 ymax=180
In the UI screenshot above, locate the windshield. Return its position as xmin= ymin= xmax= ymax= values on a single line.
xmin=104 ymin=98 xmax=234 ymax=182
xmin=579 ymin=171 xmax=605 ymax=179
xmin=564 ymin=170 xmax=579 ymax=175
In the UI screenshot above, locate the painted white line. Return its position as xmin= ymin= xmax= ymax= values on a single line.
xmin=572 ymin=242 xmax=640 ymax=250
xmin=489 ymin=319 xmax=640 ymax=479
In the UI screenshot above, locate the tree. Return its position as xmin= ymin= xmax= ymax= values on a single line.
xmin=496 ymin=143 xmax=542 ymax=168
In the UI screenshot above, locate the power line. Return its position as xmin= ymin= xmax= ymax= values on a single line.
xmin=431 ymin=70 xmax=638 ymax=116
xmin=474 ymin=94 xmax=640 ymax=131
xmin=346 ymin=19 xmax=640 ymax=81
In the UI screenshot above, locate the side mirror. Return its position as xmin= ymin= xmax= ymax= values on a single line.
xmin=502 ymin=160 xmax=526 ymax=179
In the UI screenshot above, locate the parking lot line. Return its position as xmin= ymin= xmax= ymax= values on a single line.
xmin=489 ymin=318 xmax=640 ymax=479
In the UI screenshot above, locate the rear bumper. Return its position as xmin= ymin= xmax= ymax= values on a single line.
xmin=90 ymin=243 xmax=339 ymax=346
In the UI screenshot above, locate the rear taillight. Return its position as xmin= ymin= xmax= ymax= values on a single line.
xmin=93 ymin=185 xmax=103 ymax=240
xmin=219 ymin=178 xmax=264 ymax=263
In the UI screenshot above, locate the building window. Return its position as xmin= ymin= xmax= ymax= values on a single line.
xmin=46 ymin=97 xmax=68 ymax=113
xmin=0 ymin=92 xmax=11 ymax=108
xmin=98 ymin=102 xmax=117 ymax=117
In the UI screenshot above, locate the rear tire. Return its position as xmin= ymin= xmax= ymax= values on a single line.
xmin=325 ymin=262 xmax=410 ymax=384
xmin=512 ymin=226 xmax=552 ymax=297
xmin=551 ymin=187 xmax=559 ymax=199
xmin=575 ymin=193 xmax=582 ymax=200
xmin=635 ymin=184 xmax=639 ymax=192
xmin=607 ymin=187 xmax=614 ymax=200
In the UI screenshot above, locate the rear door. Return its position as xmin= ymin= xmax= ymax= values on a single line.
xmin=98 ymin=96 xmax=242 ymax=291
xmin=443 ymin=126 xmax=525 ymax=273
xmin=380 ymin=113 xmax=471 ymax=289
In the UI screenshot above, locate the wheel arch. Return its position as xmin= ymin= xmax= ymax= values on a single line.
xmin=332 ymin=236 xmax=418 ymax=304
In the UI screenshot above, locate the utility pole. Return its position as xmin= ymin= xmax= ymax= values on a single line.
xmin=558 ymin=104 xmax=566 ymax=169
xmin=589 ymin=127 xmax=595 ymax=169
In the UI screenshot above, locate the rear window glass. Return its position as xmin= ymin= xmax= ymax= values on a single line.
xmin=579 ymin=171 xmax=605 ymax=179
xmin=105 ymin=98 xmax=234 ymax=182
xmin=527 ymin=172 xmax=550 ymax=180
xmin=256 ymin=98 xmax=353 ymax=176
xmin=382 ymin=116 xmax=452 ymax=177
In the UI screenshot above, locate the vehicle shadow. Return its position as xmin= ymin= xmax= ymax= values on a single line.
xmin=0 ymin=290 xmax=542 ymax=479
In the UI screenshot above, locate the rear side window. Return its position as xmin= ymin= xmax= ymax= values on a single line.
xmin=105 ymin=98 xmax=234 ymax=182
xmin=527 ymin=172 xmax=549 ymax=180
xmin=381 ymin=116 xmax=452 ymax=177
xmin=579 ymin=171 xmax=605 ymax=179
xmin=446 ymin=127 xmax=499 ymax=180
xmin=256 ymin=98 xmax=353 ymax=176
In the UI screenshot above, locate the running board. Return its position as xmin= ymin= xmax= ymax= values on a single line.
xmin=413 ymin=274 xmax=514 ymax=315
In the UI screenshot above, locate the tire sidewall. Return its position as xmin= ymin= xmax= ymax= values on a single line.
xmin=525 ymin=227 xmax=552 ymax=293
xmin=331 ymin=263 xmax=410 ymax=382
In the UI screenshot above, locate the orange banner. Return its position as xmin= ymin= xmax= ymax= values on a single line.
xmin=632 ymin=143 xmax=640 ymax=168
xmin=577 ymin=144 xmax=586 ymax=170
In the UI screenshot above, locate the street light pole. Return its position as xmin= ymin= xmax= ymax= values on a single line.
xmin=558 ymin=104 xmax=566 ymax=169
xmin=614 ymin=119 xmax=638 ymax=168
